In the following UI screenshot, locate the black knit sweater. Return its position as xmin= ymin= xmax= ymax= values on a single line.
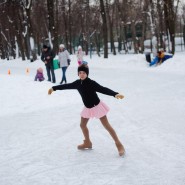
xmin=52 ymin=77 xmax=118 ymax=108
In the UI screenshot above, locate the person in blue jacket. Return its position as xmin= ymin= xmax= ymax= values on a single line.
xmin=150 ymin=51 xmax=173 ymax=66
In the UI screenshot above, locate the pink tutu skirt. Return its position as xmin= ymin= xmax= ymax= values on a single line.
xmin=81 ymin=101 xmax=110 ymax=119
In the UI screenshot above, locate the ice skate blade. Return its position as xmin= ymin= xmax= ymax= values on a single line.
xmin=78 ymin=147 xmax=93 ymax=150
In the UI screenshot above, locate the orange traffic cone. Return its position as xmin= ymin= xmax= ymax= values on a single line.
xmin=8 ymin=69 xmax=11 ymax=75
xmin=26 ymin=68 xmax=29 ymax=74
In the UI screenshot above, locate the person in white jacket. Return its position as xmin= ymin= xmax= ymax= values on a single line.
xmin=58 ymin=44 xmax=70 ymax=84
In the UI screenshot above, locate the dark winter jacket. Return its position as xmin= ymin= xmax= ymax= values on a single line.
xmin=52 ymin=77 xmax=118 ymax=108
xmin=41 ymin=47 xmax=55 ymax=67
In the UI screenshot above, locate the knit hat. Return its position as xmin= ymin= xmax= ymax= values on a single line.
xmin=59 ymin=44 xmax=65 ymax=49
xmin=78 ymin=64 xmax=89 ymax=76
xmin=43 ymin=44 xmax=48 ymax=49
xmin=37 ymin=67 xmax=43 ymax=73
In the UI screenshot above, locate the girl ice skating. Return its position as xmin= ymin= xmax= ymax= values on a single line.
xmin=48 ymin=64 xmax=125 ymax=156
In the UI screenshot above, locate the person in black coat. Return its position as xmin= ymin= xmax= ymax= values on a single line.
xmin=48 ymin=64 xmax=125 ymax=156
xmin=41 ymin=45 xmax=56 ymax=83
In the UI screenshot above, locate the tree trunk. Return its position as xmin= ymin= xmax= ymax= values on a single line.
xmin=94 ymin=31 xmax=101 ymax=57
xmin=47 ymin=0 xmax=57 ymax=53
xmin=100 ymin=0 xmax=108 ymax=58
xmin=13 ymin=4 xmax=26 ymax=60
xmin=164 ymin=0 xmax=176 ymax=54
xmin=106 ymin=0 xmax=116 ymax=55
xmin=131 ymin=21 xmax=138 ymax=53
xmin=62 ymin=0 xmax=69 ymax=50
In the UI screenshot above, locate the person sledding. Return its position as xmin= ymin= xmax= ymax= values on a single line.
xmin=150 ymin=50 xmax=173 ymax=66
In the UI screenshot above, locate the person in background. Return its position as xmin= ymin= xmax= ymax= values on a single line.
xmin=41 ymin=45 xmax=56 ymax=83
xmin=48 ymin=64 xmax=125 ymax=157
xmin=58 ymin=44 xmax=70 ymax=84
xmin=34 ymin=67 xmax=45 ymax=82
xmin=77 ymin=45 xmax=84 ymax=65
xmin=150 ymin=50 xmax=173 ymax=66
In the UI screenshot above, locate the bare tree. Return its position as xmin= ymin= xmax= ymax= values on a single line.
xmin=164 ymin=0 xmax=180 ymax=54
xmin=47 ymin=0 xmax=57 ymax=53
xmin=182 ymin=4 xmax=185 ymax=48
xmin=106 ymin=0 xmax=116 ymax=55
xmin=100 ymin=0 xmax=108 ymax=58
xmin=1 ymin=0 xmax=184 ymax=61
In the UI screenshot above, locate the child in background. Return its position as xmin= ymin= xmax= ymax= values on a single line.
xmin=48 ymin=64 xmax=125 ymax=156
xmin=77 ymin=46 xmax=84 ymax=65
xmin=34 ymin=67 xmax=45 ymax=82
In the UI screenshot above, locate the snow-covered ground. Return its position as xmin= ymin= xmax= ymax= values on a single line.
xmin=0 ymin=53 xmax=185 ymax=185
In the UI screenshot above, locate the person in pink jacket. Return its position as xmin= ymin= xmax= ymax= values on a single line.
xmin=76 ymin=46 xmax=84 ymax=65
xmin=34 ymin=67 xmax=45 ymax=82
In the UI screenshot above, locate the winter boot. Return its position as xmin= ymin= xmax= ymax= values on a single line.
xmin=77 ymin=140 xmax=92 ymax=149
xmin=115 ymin=142 xmax=125 ymax=156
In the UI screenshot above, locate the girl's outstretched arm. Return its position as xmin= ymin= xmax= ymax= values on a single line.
xmin=92 ymin=80 xmax=124 ymax=98
xmin=48 ymin=80 xmax=79 ymax=95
